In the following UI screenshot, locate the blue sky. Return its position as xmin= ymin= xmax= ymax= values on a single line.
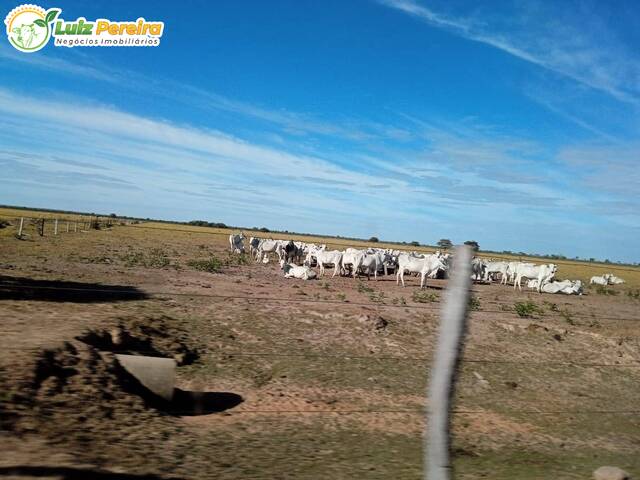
xmin=1 ymin=0 xmax=638 ymax=262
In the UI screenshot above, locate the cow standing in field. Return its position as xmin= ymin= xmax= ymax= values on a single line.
xmin=514 ymin=263 xmax=557 ymax=292
xmin=229 ymin=233 xmax=245 ymax=254
xmin=471 ymin=258 xmax=486 ymax=281
xmin=256 ymin=239 xmax=281 ymax=263
xmin=483 ymin=261 xmax=509 ymax=283
xmin=341 ymin=248 xmax=365 ymax=278
xmin=396 ymin=253 xmax=446 ymax=289
xmin=248 ymin=237 xmax=261 ymax=257
xmin=308 ymin=250 xmax=343 ymax=277
xmin=358 ymin=251 xmax=389 ymax=280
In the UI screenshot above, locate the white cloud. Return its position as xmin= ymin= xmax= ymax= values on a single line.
xmin=378 ymin=0 xmax=640 ymax=105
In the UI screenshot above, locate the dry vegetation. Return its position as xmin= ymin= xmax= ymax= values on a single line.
xmin=1 ymin=207 xmax=639 ymax=479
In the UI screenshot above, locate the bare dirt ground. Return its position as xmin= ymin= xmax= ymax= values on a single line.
xmin=1 ymin=220 xmax=639 ymax=479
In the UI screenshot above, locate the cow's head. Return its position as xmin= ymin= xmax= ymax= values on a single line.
xmin=12 ymin=24 xmax=37 ymax=48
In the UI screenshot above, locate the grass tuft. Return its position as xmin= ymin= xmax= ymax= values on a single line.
xmin=412 ymin=291 xmax=438 ymax=303
xmin=514 ymin=301 xmax=544 ymax=318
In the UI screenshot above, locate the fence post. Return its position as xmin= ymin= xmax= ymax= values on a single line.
xmin=38 ymin=218 xmax=45 ymax=236
xmin=74 ymin=221 xmax=78 ymax=233
xmin=17 ymin=217 xmax=24 ymax=237
xmin=54 ymin=218 xmax=58 ymax=235
xmin=425 ymin=245 xmax=472 ymax=480
xmin=66 ymin=221 xmax=70 ymax=233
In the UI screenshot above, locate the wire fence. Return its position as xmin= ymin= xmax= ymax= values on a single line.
xmin=2 ymin=211 xmax=638 ymax=273
xmin=0 ymin=283 xmax=638 ymax=322
xmin=2 ymin=213 xmax=640 ymax=477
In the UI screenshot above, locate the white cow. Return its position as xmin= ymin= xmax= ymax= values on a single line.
xmin=590 ymin=275 xmax=609 ymax=285
xmin=358 ymin=252 xmax=388 ymax=280
xmin=309 ymin=250 xmax=343 ymax=277
xmin=281 ymin=262 xmax=317 ymax=280
xmin=529 ymin=279 xmax=583 ymax=295
xmin=607 ymin=274 xmax=625 ymax=285
xmin=504 ymin=261 xmax=520 ymax=285
xmin=256 ymin=239 xmax=282 ymax=263
xmin=341 ymin=248 xmax=365 ymax=278
xmin=514 ymin=263 xmax=557 ymax=292
xmin=483 ymin=261 xmax=509 ymax=283
xmin=228 ymin=233 xmax=245 ymax=253
xmin=396 ymin=253 xmax=446 ymax=289
xmin=471 ymin=258 xmax=486 ymax=281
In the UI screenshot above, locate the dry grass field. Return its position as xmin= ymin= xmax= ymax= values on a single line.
xmin=1 ymin=207 xmax=639 ymax=479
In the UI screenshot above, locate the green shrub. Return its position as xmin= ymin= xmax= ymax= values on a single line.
xmin=626 ymin=289 xmax=640 ymax=300
xmin=559 ymin=308 xmax=575 ymax=325
xmin=594 ymin=285 xmax=619 ymax=296
xmin=147 ymin=248 xmax=171 ymax=268
xmin=514 ymin=301 xmax=543 ymax=318
xmin=187 ymin=257 xmax=224 ymax=273
xmin=357 ymin=282 xmax=374 ymax=294
xmin=412 ymin=291 xmax=438 ymax=303
xmin=468 ymin=296 xmax=481 ymax=311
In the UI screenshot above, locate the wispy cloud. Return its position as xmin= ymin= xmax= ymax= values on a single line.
xmin=0 ymin=44 xmax=411 ymax=146
xmin=378 ymin=0 xmax=640 ymax=105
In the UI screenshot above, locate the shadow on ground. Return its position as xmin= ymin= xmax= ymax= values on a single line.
xmin=0 ymin=466 xmax=183 ymax=479
xmin=167 ymin=388 xmax=244 ymax=416
xmin=0 ymin=276 xmax=148 ymax=302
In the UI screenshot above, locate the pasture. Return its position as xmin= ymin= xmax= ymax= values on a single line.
xmin=1 ymin=207 xmax=639 ymax=479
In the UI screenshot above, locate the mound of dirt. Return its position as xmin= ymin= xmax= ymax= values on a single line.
xmin=0 ymin=316 xmax=206 ymax=471
xmin=75 ymin=315 xmax=199 ymax=366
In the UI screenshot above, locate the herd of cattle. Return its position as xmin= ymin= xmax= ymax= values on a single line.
xmin=228 ymin=233 xmax=624 ymax=294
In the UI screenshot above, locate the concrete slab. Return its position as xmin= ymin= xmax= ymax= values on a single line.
xmin=115 ymin=354 xmax=176 ymax=401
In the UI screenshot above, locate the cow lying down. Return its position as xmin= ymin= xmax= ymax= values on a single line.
xmin=281 ymin=262 xmax=317 ymax=280
xmin=527 ymin=279 xmax=583 ymax=295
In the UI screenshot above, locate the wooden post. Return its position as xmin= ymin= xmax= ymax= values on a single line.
xmin=74 ymin=221 xmax=78 ymax=233
xmin=66 ymin=221 xmax=70 ymax=233
xmin=38 ymin=218 xmax=45 ymax=236
xmin=17 ymin=217 xmax=24 ymax=237
xmin=54 ymin=219 xmax=58 ymax=235
xmin=425 ymin=245 xmax=472 ymax=480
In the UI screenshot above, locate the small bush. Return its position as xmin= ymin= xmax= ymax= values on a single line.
xmin=226 ymin=253 xmax=249 ymax=266
xmin=594 ymin=285 xmax=619 ymax=296
xmin=514 ymin=301 xmax=543 ymax=318
xmin=187 ymin=253 xmax=248 ymax=273
xmin=468 ymin=296 xmax=481 ymax=311
xmin=559 ymin=308 xmax=575 ymax=325
xmin=121 ymin=251 xmax=146 ymax=267
xmin=357 ymin=282 xmax=374 ymax=294
xmin=369 ymin=291 xmax=386 ymax=303
xmin=146 ymin=248 xmax=171 ymax=268
xmin=413 ymin=291 xmax=439 ymax=303
xmin=187 ymin=257 xmax=223 ymax=273
xmin=626 ymin=289 xmax=640 ymax=300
